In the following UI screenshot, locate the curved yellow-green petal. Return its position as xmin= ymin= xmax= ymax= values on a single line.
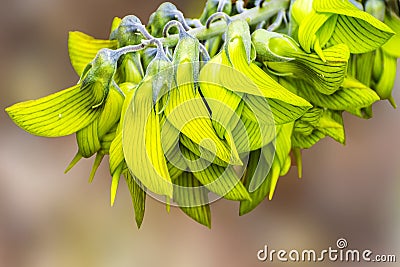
xmin=181 ymin=146 xmax=250 ymax=201
xmin=173 ymin=172 xmax=211 ymax=228
xmin=239 ymin=145 xmax=276 ymax=215
xmin=6 ymin=84 xmax=102 ymax=137
xmin=231 ymin=106 xmax=276 ymax=153
xmin=76 ymin=119 xmax=101 ymax=158
xmin=68 ymin=31 xmax=118 ymax=75
xmin=283 ymin=77 xmax=380 ymax=113
xmin=122 ymin=81 xmax=172 ymax=197
xmin=313 ymin=0 xmax=394 ymax=53
xmin=165 ymin=62 xmax=241 ymax=166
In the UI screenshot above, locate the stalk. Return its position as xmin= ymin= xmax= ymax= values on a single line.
xmin=160 ymin=0 xmax=290 ymax=47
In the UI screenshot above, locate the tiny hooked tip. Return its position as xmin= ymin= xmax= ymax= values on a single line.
xmin=129 ymin=24 xmax=154 ymax=39
xmin=170 ymin=10 xmax=192 ymax=31
xmin=146 ymin=38 xmax=170 ymax=61
xmin=205 ymin=12 xmax=231 ymax=29
xmin=162 ymin=20 xmax=187 ymax=37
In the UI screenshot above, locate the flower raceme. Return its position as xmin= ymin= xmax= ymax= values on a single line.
xmin=5 ymin=0 xmax=400 ymax=228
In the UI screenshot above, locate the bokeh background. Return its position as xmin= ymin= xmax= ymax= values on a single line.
xmin=0 ymin=0 xmax=399 ymax=266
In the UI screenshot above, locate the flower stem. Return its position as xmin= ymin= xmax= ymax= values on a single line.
xmin=160 ymin=0 xmax=290 ymax=47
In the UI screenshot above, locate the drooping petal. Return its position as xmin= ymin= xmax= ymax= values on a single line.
xmin=6 ymin=84 xmax=103 ymax=137
xmin=123 ymin=81 xmax=173 ymax=197
xmin=181 ymin=146 xmax=251 ymax=201
xmin=173 ymin=172 xmax=211 ymax=228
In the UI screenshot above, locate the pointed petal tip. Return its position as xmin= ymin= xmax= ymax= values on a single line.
xmin=65 ymin=153 xmax=83 ymax=173
xmin=389 ymin=96 xmax=397 ymax=109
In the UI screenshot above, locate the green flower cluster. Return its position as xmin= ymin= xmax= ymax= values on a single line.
xmin=6 ymin=0 xmax=400 ymax=228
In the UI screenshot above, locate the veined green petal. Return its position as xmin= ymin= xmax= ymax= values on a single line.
xmin=294 ymin=120 xmax=314 ymax=136
xmin=123 ymin=81 xmax=172 ymax=197
xmin=268 ymin=44 xmax=349 ymax=95
xmin=181 ymin=146 xmax=250 ymax=201
xmin=274 ymin=123 xmax=293 ymax=169
xmin=76 ymin=119 xmax=101 ymax=158
xmin=298 ymin=107 xmax=324 ymax=126
xmin=165 ymin=62 xmax=241 ymax=166
xmin=109 ymin=131 xmax=124 ymax=175
xmin=6 ymin=84 xmax=102 ymax=137
xmin=282 ymin=77 xmax=379 ymax=113
xmin=292 ymin=129 xmax=326 ymax=149
xmin=109 ymin=84 xmax=136 ymax=176
xmin=199 ymin=69 xmax=244 ymax=139
xmin=173 ymin=172 xmax=211 ymax=228
xmin=328 ymin=15 xmax=393 ymax=53
xmin=97 ymin=85 xmax=124 ymax=138
xmin=312 ymin=0 xmax=394 ymax=53
xmin=165 ymin=144 xmax=186 ymax=181
xmin=239 ymin=145 xmax=277 ymax=215
xmin=314 ymin=0 xmax=394 ymax=34
xmin=124 ymin=171 xmax=146 ymax=228
xmin=231 ymin=109 xmax=276 ymax=153
xmin=318 ymin=110 xmax=345 ymax=144
xmin=68 ymin=31 xmax=118 ymax=75
xmin=226 ymin=38 xmax=311 ymax=108
xmin=179 ymin=134 xmax=229 ymax=167
xmin=110 ymin=164 xmax=122 ymax=206
xmin=298 ymin=11 xmax=333 ymax=54
xmin=160 ymin=116 xmax=180 ymax=157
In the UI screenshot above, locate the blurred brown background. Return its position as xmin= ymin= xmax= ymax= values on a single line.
xmin=0 ymin=1 xmax=399 ymax=266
